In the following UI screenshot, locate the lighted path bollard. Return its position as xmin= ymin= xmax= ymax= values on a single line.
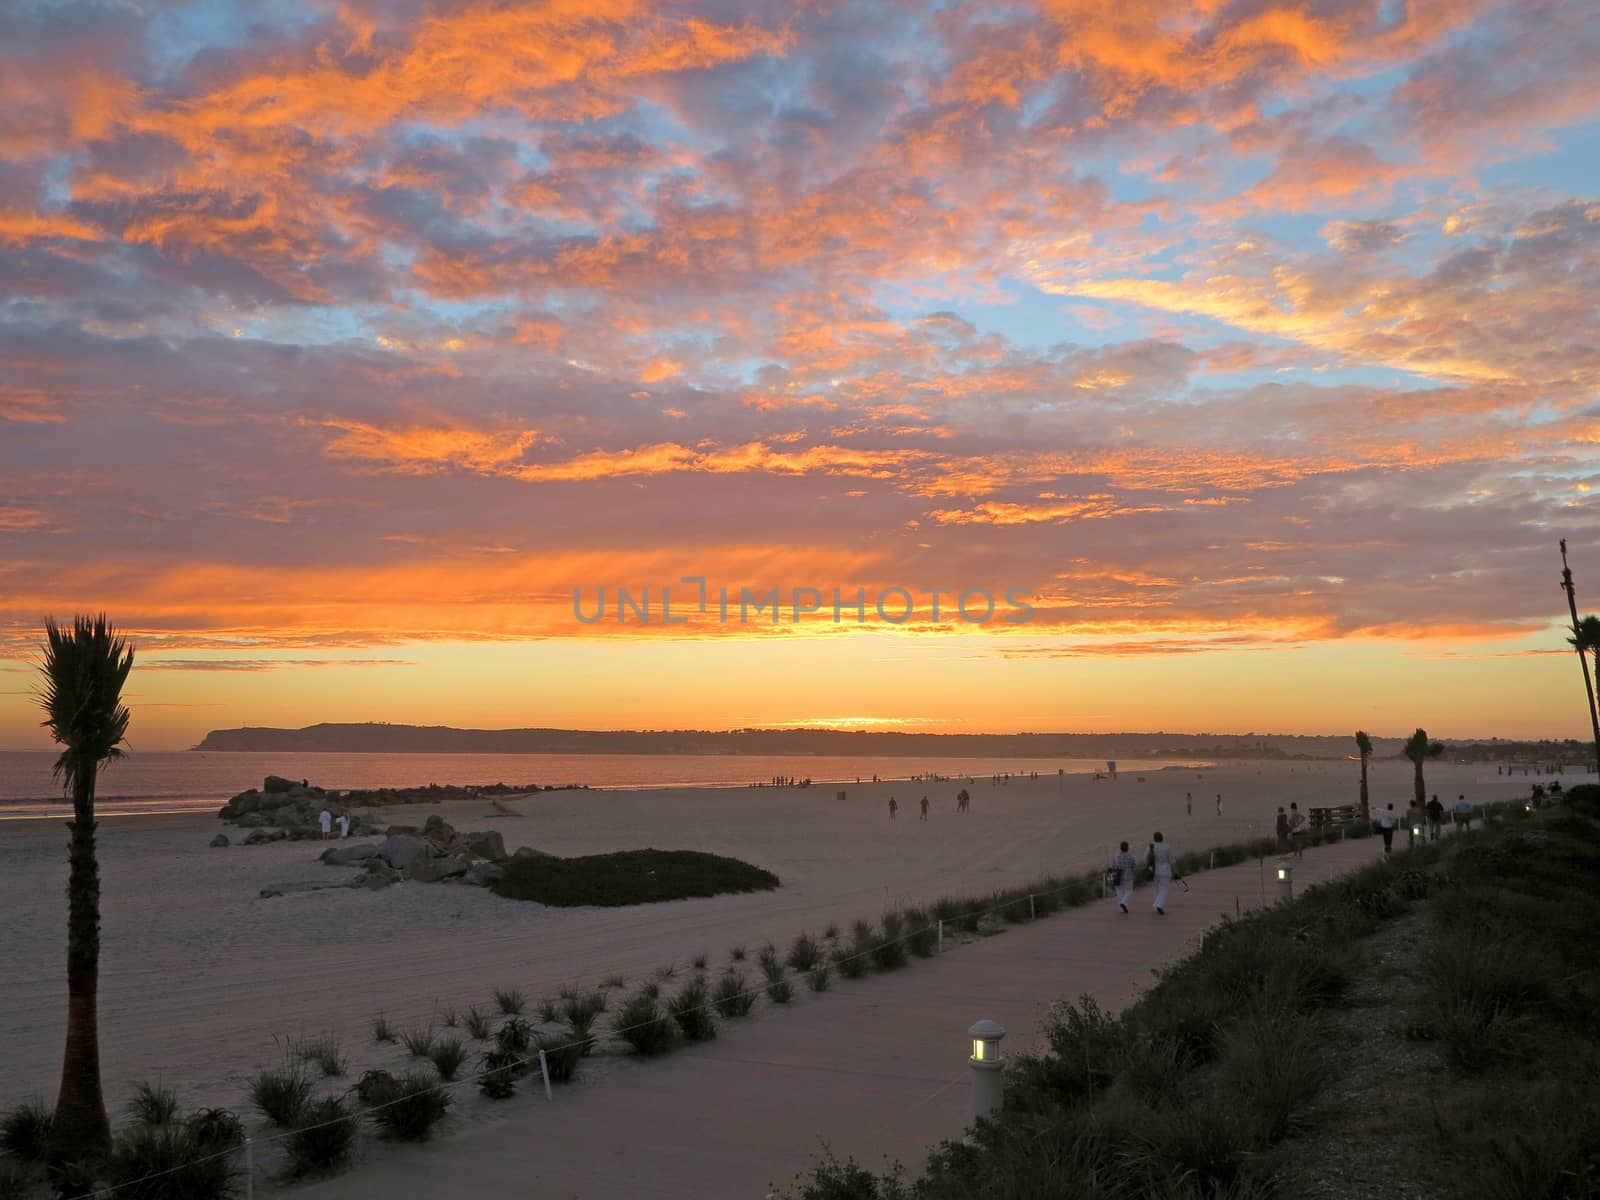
xmin=968 ymin=1020 xmax=1006 ymax=1122
xmin=1276 ymin=858 xmax=1294 ymax=903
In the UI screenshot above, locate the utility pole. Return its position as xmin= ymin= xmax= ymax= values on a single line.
xmin=1559 ymin=539 xmax=1600 ymax=775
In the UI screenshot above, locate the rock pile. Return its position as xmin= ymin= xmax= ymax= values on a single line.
xmin=218 ymin=775 xmax=384 ymax=841
xmin=259 ymin=814 xmax=543 ymax=899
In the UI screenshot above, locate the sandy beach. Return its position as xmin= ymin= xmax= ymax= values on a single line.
xmin=0 ymin=758 xmax=1558 ymax=1144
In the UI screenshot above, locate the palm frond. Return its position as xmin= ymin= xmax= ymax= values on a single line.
xmin=36 ymin=614 xmax=135 ymax=792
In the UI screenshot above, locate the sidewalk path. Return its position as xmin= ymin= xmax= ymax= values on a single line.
xmin=299 ymin=835 xmax=1388 ymax=1199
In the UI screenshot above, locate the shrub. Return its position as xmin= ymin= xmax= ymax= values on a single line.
xmin=713 ymin=971 xmax=755 ymax=1017
xmin=614 ymin=992 xmax=675 ymax=1055
xmin=495 ymin=1017 xmax=534 ymax=1056
xmin=836 ymin=930 xmax=870 ymax=979
xmin=536 ymin=1031 xmax=585 ymax=1081
xmin=559 ymin=991 xmax=606 ymax=1052
xmin=464 ymin=1006 xmax=493 ymax=1040
xmin=479 ymin=1051 xmax=520 ymax=1099
xmin=730 ymin=944 xmax=747 ymax=961
xmin=0 ymin=1099 xmax=51 ymax=1163
xmin=869 ymin=928 xmax=908 ymax=971
xmin=438 ymin=1006 xmax=458 ymax=1028
xmin=370 ymin=1012 xmax=396 ymax=1043
xmin=640 ymin=979 xmax=660 ymax=1000
xmin=1220 ymin=1017 xmax=1326 ymax=1141
xmin=368 ymin=1073 xmax=450 ymax=1142
xmin=601 ymin=972 xmax=627 ymax=989
xmin=354 ymin=1069 xmax=397 ymax=1104
xmin=808 ymin=964 xmax=832 ymax=992
xmin=757 ymin=942 xmax=783 ymax=981
xmin=108 ymin=1123 xmax=237 ymax=1199
xmin=251 ymin=1066 xmax=312 ymax=1128
xmin=787 ymin=933 xmax=821 ymax=972
xmin=400 ymin=1028 xmax=436 ymax=1058
xmin=905 ymin=910 xmax=937 ymax=957
xmin=0 ymin=1159 xmax=32 ymax=1200
xmin=427 ymin=1037 xmax=469 ymax=1081
xmin=823 ymin=922 xmax=840 ymax=941
xmin=493 ymin=988 xmax=526 ymax=1016
xmin=285 ymin=1097 xmax=358 ymax=1177
xmin=668 ymin=980 xmax=717 ymax=1042
xmin=537 ymin=996 xmax=560 ymax=1023
xmin=691 ymin=954 xmax=708 ymax=971
xmin=766 ymin=977 xmax=794 ymax=1005
xmin=127 ymin=1081 xmax=179 ymax=1127
xmin=183 ymin=1109 xmax=242 ymax=1152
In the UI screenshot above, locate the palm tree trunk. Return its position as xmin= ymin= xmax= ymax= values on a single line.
xmin=1359 ymin=758 xmax=1369 ymax=818
xmin=48 ymin=763 xmax=110 ymax=1161
xmin=1412 ymin=759 xmax=1425 ymax=810
xmin=1580 ymin=644 xmax=1600 ymax=777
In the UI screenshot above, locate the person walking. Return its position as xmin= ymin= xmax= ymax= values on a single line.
xmin=1425 ymin=794 xmax=1444 ymax=842
xmin=919 ymin=795 xmax=929 ymax=821
xmin=1148 ymin=832 xmax=1178 ymax=915
xmin=1288 ymin=802 xmax=1306 ymax=858
xmin=888 ymin=797 xmax=898 ymax=821
xmin=1377 ymin=803 xmax=1398 ymax=854
xmin=1186 ymin=792 xmax=1193 ymax=816
xmin=1275 ymin=806 xmax=1289 ymax=852
xmin=1453 ymin=794 xmax=1472 ymax=831
xmin=1215 ymin=793 xmax=1223 ymax=817
xmin=1109 ymin=841 xmax=1138 ymax=913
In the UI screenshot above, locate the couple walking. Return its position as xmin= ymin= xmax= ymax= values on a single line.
xmin=1108 ymin=833 xmax=1179 ymax=916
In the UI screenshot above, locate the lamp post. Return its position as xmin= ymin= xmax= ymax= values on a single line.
xmin=1275 ymin=859 xmax=1293 ymax=903
xmin=968 ymin=1020 xmax=1006 ymax=1121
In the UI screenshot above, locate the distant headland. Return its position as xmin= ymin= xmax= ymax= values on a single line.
xmin=191 ymin=723 xmax=1586 ymax=762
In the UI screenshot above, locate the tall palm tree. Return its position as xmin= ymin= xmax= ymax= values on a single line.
xmin=1354 ymin=730 xmax=1373 ymax=818
xmin=1403 ymin=727 xmax=1443 ymax=811
xmin=38 ymin=615 xmax=134 ymax=1163
xmin=1565 ymin=614 xmax=1600 ymax=775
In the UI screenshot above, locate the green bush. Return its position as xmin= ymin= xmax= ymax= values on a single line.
xmin=427 ymin=1037 xmax=469 ymax=1081
xmin=184 ymin=1109 xmax=243 ymax=1151
xmin=536 ymin=1031 xmax=585 ymax=1082
xmin=354 ymin=1069 xmax=396 ymax=1104
xmin=464 ymin=1006 xmax=493 ymax=1040
xmin=0 ymin=1099 xmax=51 ymax=1163
xmin=365 ymin=1071 xmax=450 ymax=1142
xmin=613 ymin=992 xmax=675 ymax=1055
xmin=493 ymin=988 xmax=526 ymax=1016
xmin=108 ymin=1123 xmax=238 ymax=1199
xmin=479 ymin=1051 xmax=520 ymax=1099
xmin=808 ymin=964 xmax=832 ymax=992
xmin=668 ymin=980 xmax=717 ymax=1041
xmin=492 ymin=849 xmax=779 ymax=906
xmin=251 ymin=1066 xmax=312 ymax=1128
xmin=787 ymin=933 xmax=821 ymax=972
xmin=869 ymin=927 xmax=907 ymax=971
xmin=127 ymin=1082 xmax=179 ymax=1127
xmin=285 ymin=1097 xmax=358 ymax=1177
xmin=495 ymin=1017 xmax=533 ymax=1056
xmin=766 ymin=976 xmax=794 ymax=1004
xmin=1221 ymin=1016 xmax=1326 ymax=1141
xmin=836 ymin=931 xmax=870 ymax=978
xmin=905 ymin=910 xmax=937 ymax=957
xmin=757 ymin=942 xmax=783 ymax=982
xmin=369 ymin=1012 xmax=396 ymax=1043
xmin=713 ymin=971 xmax=755 ymax=1017
xmin=400 ymin=1028 xmax=436 ymax=1058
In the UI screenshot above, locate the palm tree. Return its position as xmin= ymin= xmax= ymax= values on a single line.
xmin=38 ymin=615 xmax=134 ymax=1163
xmin=1403 ymin=727 xmax=1443 ymax=811
xmin=1565 ymin=614 xmax=1600 ymax=775
xmin=1354 ymin=730 xmax=1373 ymax=818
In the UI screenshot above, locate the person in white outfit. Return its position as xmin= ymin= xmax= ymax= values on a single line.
xmin=318 ymin=808 xmax=333 ymax=839
xmin=337 ymin=813 xmax=350 ymax=839
xmin=1109 ymin=841 xmax=1138 ymax=914
xmin=1148 ymin=832 xmax=1177 ymax=915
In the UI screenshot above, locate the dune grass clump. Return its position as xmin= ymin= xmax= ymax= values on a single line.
xmin=297 ymin=1034 xmax=346 ymax=1078
xmin=537 ymin=996 xmax=560 ymax=1024
xmin=729 ymin=944 xmax=747 ymax=962
xmin=401 ymin=1028 xmax=436 ymax=1058
xmin=766 ymin=976 xmax=794 ymax=1005
xmin=787 ymin=933 xmax=821 ymax=972
xmin=479 ymin=1051 xmax=520 ymax=1099
xmin=713 ymin=971 xmax=755 ymax=1018
xmin=495 ymin=1017 xmax=533 ymax=1056
xmin=668 ymin=980 xmax=718 ymax=1042
xmin=355 ymin=1069 xmax=397 ymax=1104
xmin=127 ymin=1081 xmax=179 ymax=1127
xmin=464 ymin=1006 xmax=493 ymax=1040
xmin=869 ymin=924 xmax=908 ymax=972
xmin=285 ymin=1097 xmax=359 ymax=1177
xmin=493 ymin=988 xmax=526 ymax=1016
xmin=602 ymin=972 xmax=627 ymax=989
xmin=559 ymin=991 xmax=606 ymax=1054
xmin=251 ymin=1066 xmax=313 ymax=1128
xmin=691 ymin=954 xmax=708 ymax=971
xmin=905 ymin=909 xmax=937 ymax=957
xmin=536 ymin=1031 xmax=585 ymax=1081
xmin=640 ymin=979 xmax=660 ymax=1000
xmin=835 ymin=928 xmax=870 ymax=979
xmin=184 ymin=1108 xmax=243 ymax=1151
xmin=366 ymin=1071 xmax=451 ymax=1142
xmin=614 ymin=992 xmax=675 ymax=1056
xmin=808 ymin=964 xmax=831 ymax=992
xmin=0 ymin=1099 xmax=52 ymax=1163
xmin=655 ymin=962 xmax=678 ymax=980
xmin=823 ymin=922 xmax=839 ymax=941
xmin=437 ymin=1006 xmax=459 ymax=1028
xmin=369 ymin=1012 xmax=397 ymax=1044
xmin=427 ymin=1036 xmax=469 ymax=1081
xmin=492 ymin=849 xmax=779 ymax=907
xmin=107 ymin=1123 xmax=237 ymax=1199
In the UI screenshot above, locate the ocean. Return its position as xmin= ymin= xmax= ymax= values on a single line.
xmin=0 ymin=750 xmax=1192 ymax=819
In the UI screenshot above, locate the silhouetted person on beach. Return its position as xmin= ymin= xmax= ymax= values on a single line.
xmin=888 ymin=797 xmax=898 ymax=820
xmin=919 ymin=796 xmax=929 ymax=820
xmin=1275 ymin=806 xmax=1289 ymax=851
xmin=1147 ymin=833 xmax=1177 ymax=915
xmin=1288 ymin=802 xmax=1305 ymax=857
xmin=1110 ymin=841 xmax=1137 ymax=913
xmin=956 ymin=788 xmax=970 ymax=813
xmin=1377 ymin=803 xmax=1398 ymax=854
xmin=1186 ymin=792 xmax=1192 ymax=816
xmin=1426 ymin=794 xmax=1444 ymax=841
xmin=1216 ymin=794 xmax=1222 ymax=817
xmin=1453 ymin=795 xmax=1472 ymax=830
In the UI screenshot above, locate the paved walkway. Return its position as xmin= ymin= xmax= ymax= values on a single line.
xmin=298 ymin=836 xmax=1387 ymax=1199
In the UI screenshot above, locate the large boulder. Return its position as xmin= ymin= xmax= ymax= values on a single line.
xmin=226 ymin=790 xmax=262 ymax=816
xmin=464 ymin=862 xmax=505 ymax=887
xmin=461 ymin=831 xmax=507 ymax=861
xmin=357 ymin=864 xmax=401 ymax=890
xmin=210 ymin=834 xmax=230 ymax=848
xmin=244 ymin=828 xmax=288 ymax=845
xmin=407 ymin=853 xmax=471 ymax=883
xmin=385 ymin=824 xmax=419 ymax=837
xmin=236 ymin=812 xmax=270 ymax=828
xmin=263 ymin=775 xmax=297 ymax=794
xmin=512 ymin=846 xmax=551 ymax=860
xmin=376 ymin=835 xmax=430 ymax=871
xmin=320 ymin=844 xmax=380 ymax=866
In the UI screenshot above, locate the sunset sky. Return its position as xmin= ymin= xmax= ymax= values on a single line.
xmin=2 ymin=0 xmax=1598 ymax=749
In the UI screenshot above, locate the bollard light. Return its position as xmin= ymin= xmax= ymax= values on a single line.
xmin=1276 ymin=859 xmax=1293 ymax=903
xmin=968 ymin=1019 xmax=1006 ymax=1122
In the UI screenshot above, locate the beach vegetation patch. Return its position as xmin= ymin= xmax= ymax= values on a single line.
xmin=613 ymin=992 xmax=675 ymax=1055
xmin=712 ymin=971 xmax=755 ymax=1018
xmin=364 ymin=1071 xmax=450 ymax=1142
xmin=0 ymin=1100 xmax=52 ymax=1163
xmin=108 ymin=1123 xmax=237 ymax=1198
xmin=490 ymin=849 xmax=778 ymax=907
xmin=251 ymin=1067 xmax=312 ymax=1128
xmin=536 ymin=1031 xmax=584 ymax=1081
xmin=285 ymin=1097 xmax=358 ymax=1178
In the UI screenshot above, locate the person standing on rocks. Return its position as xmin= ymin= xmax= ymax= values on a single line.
xmin=337 ymin=813 xmax=350 ymax=839
xmin=318 ymin=807 xmax=333 ymax=840
xmin=1109 ymin=841 xmax=1138 ymax=914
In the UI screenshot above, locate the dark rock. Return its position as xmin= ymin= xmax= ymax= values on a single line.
xmin=407 ymin=853 xmax=471 ymax=883
xmin=210 ymin=834 xmax=230 ymax=848
xmin=512 ymin=846 xmax=550 ymax=859
xmin=320 ymin=844 xmax=379 ymax=866
xmin=356 ymin=865 xmax=401 ymax=890
xmin=376 ymin=835 xmax=430 ymax=870
xmin=263 ymin=775 xmax=296 ymax=794
xmin=464 ymin=862 xmax=505 ymax=887
xmin=385 ymin=824 xmax=419 ymax=836
xmin=461 ymin=830 xmax=507 ymax=861
xmin=244 ymin=828 xmax=287 ymax=845
xmin=236 ymin=812 xmax=269 ymax=828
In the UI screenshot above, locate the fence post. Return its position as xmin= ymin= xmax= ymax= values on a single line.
xmin=538 ymin=1049 xmax=553 ymax=1101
